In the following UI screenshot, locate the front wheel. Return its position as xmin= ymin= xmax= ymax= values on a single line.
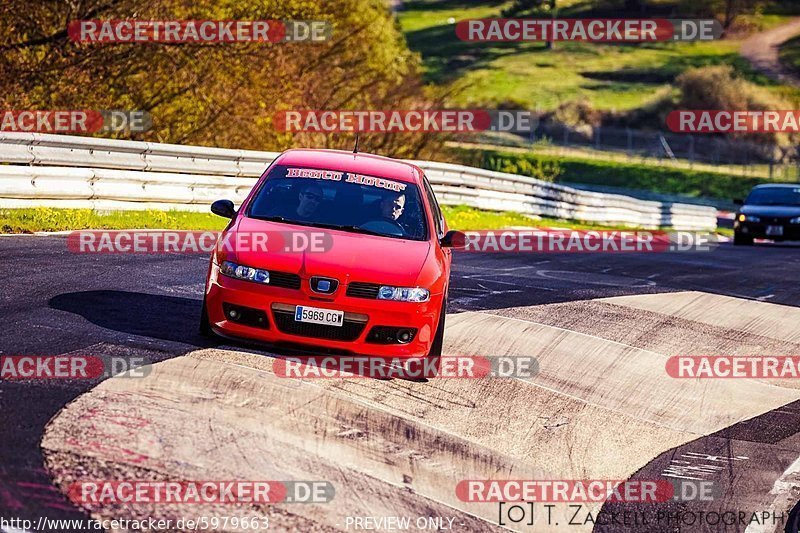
xmin=199 ymin=297 xmax=215 ymax=338
xmin=402 ymin=299 xmax=445 ymax=381
xmin=426 ymin=298 xmax=447 ymax=358
xmin=733 ymin=231 xmax=754 ymax=246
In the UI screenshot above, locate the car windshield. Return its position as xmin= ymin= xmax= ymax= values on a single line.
xmin=745 ymin=187 xmax=800 ymax=206
xmin=247 ymin=164 xmax=428 ymax=241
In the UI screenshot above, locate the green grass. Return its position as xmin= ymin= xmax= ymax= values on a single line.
xmin=0 ymin=208 xmax=228 ymax=234
xmin=440 ymin=204 xmax=640 ymax=231
xmin=1 ymin=206 xmax=653 ymax=234
xmin=398 ymin=1 xmax=799 ymax=112
xmin=459 ymin=147 xmax=784 ymax=201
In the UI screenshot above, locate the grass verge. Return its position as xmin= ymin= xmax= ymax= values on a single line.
xmin=1 ymin=206 xmax=678 ymax=234
xmin=454 ymin=147 xmax=782 ymax=201
xmin=398 ymin=0 xmax=800 ymax=112
xmin=0 ymin=208 xmax=227 ymax=234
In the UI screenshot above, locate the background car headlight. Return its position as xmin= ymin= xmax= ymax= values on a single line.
xmin=791 ymin=217 xmax=800 ymax=224
xmin=737 ymin=214 xmax=761 ymax=223
xmin=377 ymin=286 xmax=430 ymax=302
xmin=220 ymin=261 xmax=270 ymax=284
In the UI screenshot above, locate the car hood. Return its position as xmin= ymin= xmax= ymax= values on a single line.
xmin=227 ymin=217 xmax=432 ymax=286
xmin=740 ymin=205 xmax=800 ymax=218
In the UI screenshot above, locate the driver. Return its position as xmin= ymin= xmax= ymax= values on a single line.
xmin=296 ymin=184 xmax=323 ymax=217
xmin=270 ymin=183 xmax=323 ymax=220
xmin=379 ymin=190 xmax=406 ymax=222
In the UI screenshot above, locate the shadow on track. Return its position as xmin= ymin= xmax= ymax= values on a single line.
xmin=50 ymin=290 xmax=212 ymax=347
xmin=0 ymin=291 xmax=214 ymax=529
xmin=594 ymin=400 xmax=800 ymax=533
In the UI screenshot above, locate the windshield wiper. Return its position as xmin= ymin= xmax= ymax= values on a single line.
xmin=251 ymin=215 xmax=293 ymax=223
xmin=308 ymin=222 xmax=388 ymax=237
xmin=251 ymin=217 xmax=402 ymax=237
xmin=312 ymin=222 xmax=405 ymax=237
xmin=338 ymin=225 xmax=390 ymax=237
xmin=250 ymin=215 xmax=318 ymax=228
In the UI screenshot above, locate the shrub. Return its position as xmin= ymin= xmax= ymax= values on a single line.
xmin=483 ymin=154 xmax=564 ymax=182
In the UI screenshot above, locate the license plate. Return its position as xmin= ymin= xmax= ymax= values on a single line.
xmin=766 ymin=225 xmax=784 ymax=236
xmin=294 ymin=306 xmax=344 ymax=327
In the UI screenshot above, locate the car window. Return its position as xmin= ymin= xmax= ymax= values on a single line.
xmin=247 ymin=165 xmax=428 ymax=241
xmin=422 ymin=175 xmax=444 ymax=239
xmin=746 ymin=187 xmax=800 ymax=206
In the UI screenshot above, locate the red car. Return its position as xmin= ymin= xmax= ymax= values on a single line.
xmin=200 ymin=149 xmax=456 ymax=359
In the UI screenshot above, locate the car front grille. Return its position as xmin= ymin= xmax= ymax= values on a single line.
xmin=272 ymin=309 xmax=366 ymax=341
xmin=346 ymin=282 xmax=380 ymax=299
xmin=268 ymin=271 xmax=302 ymax=290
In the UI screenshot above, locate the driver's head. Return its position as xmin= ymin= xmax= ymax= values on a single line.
xmin=297 ymin=184 xmax=323 ymax=217
xmin=380 ymin=191 xmax=405 ymax=221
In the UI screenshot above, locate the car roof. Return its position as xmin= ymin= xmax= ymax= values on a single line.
xmin=273 ymin=149 xmax=424 ymax=184
xmin=751 ymin=184 xmax=800 ymax=189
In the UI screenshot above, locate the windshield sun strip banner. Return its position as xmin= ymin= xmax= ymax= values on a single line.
xmin=284 ymin=168 xmax=408 ymax=192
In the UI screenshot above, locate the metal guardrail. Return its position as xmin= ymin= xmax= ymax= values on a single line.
xmin=0 ymin=132 xmax=717 ymax=230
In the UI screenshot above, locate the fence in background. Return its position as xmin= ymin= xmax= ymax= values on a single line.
xmin=468 ymin=125 xmax=800 ymax=180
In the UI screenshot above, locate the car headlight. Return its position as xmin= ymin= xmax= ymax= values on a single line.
xmin=377 ymin=286 xmax=430 ymax=302
xmin=220 ymin=261 xmax=270 ymax=284
xmin=791 ymin=217 xmax=800 ymax=224
xmin=737 ymin=214 xmax=760 ymax=223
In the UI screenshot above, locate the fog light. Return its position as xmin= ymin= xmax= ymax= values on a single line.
xmin=222 ymin=303 xmax=269 ymax=329
xmin=366 ymin=326 xmax=418 ymax=344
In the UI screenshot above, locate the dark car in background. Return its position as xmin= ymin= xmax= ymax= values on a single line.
xmin=733 ymin=184 xmax=800 ymax=245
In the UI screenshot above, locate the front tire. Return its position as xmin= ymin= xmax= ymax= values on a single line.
xmin=426 ymin=297 xmax=447 ymax=358
xmin=199 ymin=297 xmax=215 ymax=337
xmin=733 ymin=231 xmax=754 ymax=246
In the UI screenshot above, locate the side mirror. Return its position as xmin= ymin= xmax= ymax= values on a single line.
xmin=733 ymin=198 xmax=744 ymax=206
xmin=211 ymin=199 xmax=236 ymax=219
xmin=440 ymin=230 xmax=463 ymax=248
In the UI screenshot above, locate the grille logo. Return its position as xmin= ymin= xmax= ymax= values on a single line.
xmin=311 ymin=276 xmax=338 ymax=294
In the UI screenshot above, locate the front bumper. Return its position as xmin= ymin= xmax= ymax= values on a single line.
xmin=734 ymin=220 xmax=800 ymax=241
xmin=205 ymin=262 xmax=442 ymax=358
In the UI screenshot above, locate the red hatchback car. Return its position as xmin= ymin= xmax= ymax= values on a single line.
xmin=200 ymin=149 xmax=456 ymax=359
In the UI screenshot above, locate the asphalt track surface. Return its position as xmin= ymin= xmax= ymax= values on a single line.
xmin=1 ymin=235 xmax=800 ymax=532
